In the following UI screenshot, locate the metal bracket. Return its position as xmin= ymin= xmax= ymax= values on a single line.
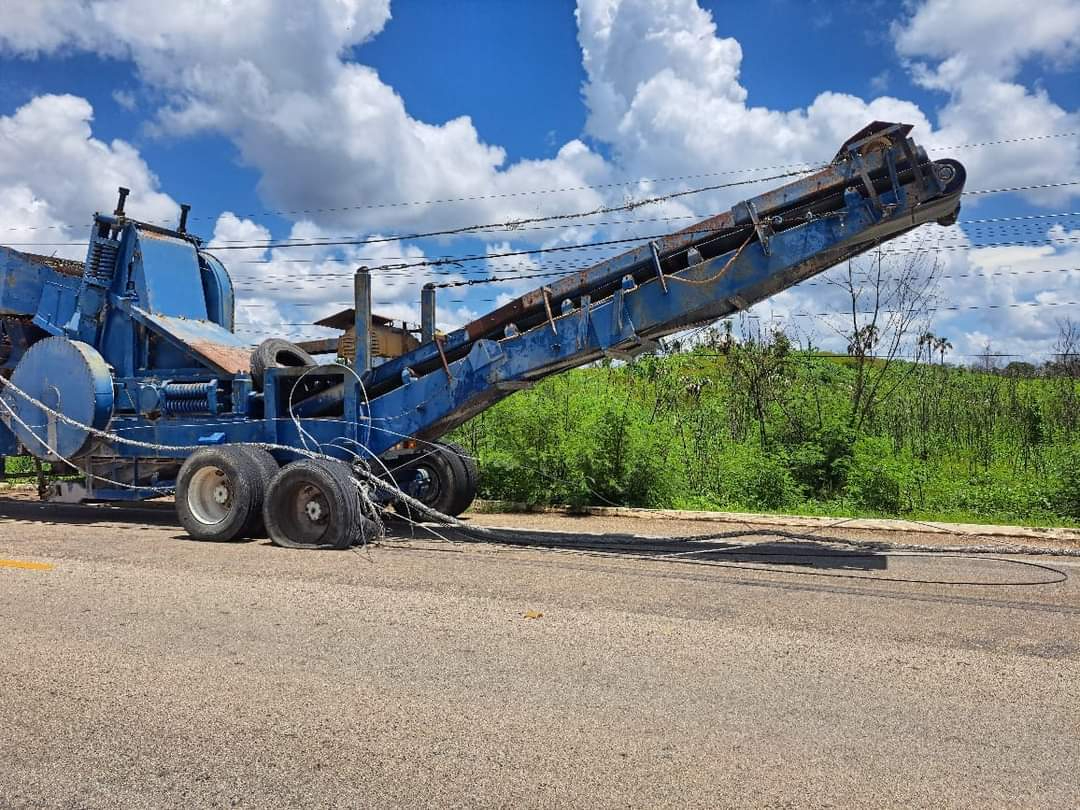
xmin=899 ymin=137 xmax=928 ymax=199
xmin=649 ymin=241 xmax=668 ymax=292
xmin=852 ymin=153 xmax=882 ymax=214
xmin=493 ymin=380 xmax=534 ymax=392
xmin=613 ymin=285 xmax=635 ymax=339
xmin=434 ymin=335 xmax=452 ymax=380
xmin=541 ymin=287 xmax=558 ymax=334
xmin=744 ymin=201 xmax=772 ymax=255
xmin=603 ymin=337 xmax=659 ymax=360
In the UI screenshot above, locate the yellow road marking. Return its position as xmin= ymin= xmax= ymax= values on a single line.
xmin=0 ymin=559 xmax=53 ymax=571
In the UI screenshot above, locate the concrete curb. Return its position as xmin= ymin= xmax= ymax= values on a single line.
xmin=469 ymin=500 xmax=1080 ymax=544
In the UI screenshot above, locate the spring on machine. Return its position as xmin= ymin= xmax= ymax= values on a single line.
xmin=87 ymin=240 xmax=119 ymax=283
xmin=160 ymin=381 xmax=217 ymax=415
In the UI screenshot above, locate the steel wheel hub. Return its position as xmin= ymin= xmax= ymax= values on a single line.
xmin=187 ymin=465 xmax=232 ymax=525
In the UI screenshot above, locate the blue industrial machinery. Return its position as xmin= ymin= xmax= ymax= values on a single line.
xmin=0 ymin=122 xmax=965 ymax=548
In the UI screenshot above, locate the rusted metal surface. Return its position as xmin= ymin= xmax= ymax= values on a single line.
xmin=832 ymin=121 xmax=914 ymax=162
xmin=460 ymin=134 xmax=919 ymax=348
xmin=459 ymin=156 xmax=865 ymax=343
xmin=314 ymin=307 xmax=393 ymax=330
xmin=295 ymin=337 xmax=340 ymax=355
xmin=21 ymin=251 xmax=84 ymax=278
xmin=187 ymin=340 xmax=252 ymax=374
xmin=132 ymin=307 xmax=253 ymax=374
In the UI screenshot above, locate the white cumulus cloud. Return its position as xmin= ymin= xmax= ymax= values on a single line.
xmin=0 ymin=94 xmax=177 ymax=259
xmin=0 ymin=0 xmax=609 ymax=240
xmin=2 ymin=0 xmax=1078 ymax=359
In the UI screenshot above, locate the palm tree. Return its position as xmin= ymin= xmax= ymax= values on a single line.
xmin=934 ymin=336 xmax=952 ymax=365
xmin=917 ymin=332 xmax=936 ymax=363
xmin=847 ymin=324 xmax=880 ymax=357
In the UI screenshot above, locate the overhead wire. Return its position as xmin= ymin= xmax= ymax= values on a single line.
xmin=231 ymin=296 xmax=1080 ymax=336
xmin=176 ymin=178 xmax=1080 ymax=258
xmin=4 ymin=127 xmax=1078 ymax=236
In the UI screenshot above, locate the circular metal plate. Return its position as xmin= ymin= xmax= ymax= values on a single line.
xmin=2 ymin=337 xmax=114 ymax=460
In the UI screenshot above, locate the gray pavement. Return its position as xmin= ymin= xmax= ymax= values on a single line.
xmin=0 ymin=495 xmax=1078 ymax=808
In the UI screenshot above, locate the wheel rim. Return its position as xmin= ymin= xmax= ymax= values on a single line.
xmin=412 ymin=464 xmax=442 ymax=506
xmin=187 ymin=465 xmax=233 ymax=525
xmin=279 ymin=478 xmax=332 ymax=545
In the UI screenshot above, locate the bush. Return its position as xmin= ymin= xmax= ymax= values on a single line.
xmin=785 ymin=423 xmax=854 ymax=497
xmin=1052 ymin=444 xmax=1080 ymax=518
xmin=579 ymin=405 xmax=680 ymax=507
xmin=456 ymin=351 xmax=1079 ymax=525
xmin=843 ymin=437 xmax=922 ymax=514
xmin=939 ymin=471 xmax=1055 ymax=518
xmin=4 ymin=456 xmax=34 ymax=475
xmin=709 ymin=446 xmax=803 ymax=511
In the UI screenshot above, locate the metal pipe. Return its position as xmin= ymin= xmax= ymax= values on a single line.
xmin=114 ymin=187 xmax=130 ymax=217
xmin=178 ymin=204 xmax=191 ymax=234
xmin=353 ymin=266 xmax=372 ymax=373
xmin=421 ymin=284 xmax=436 ymax=343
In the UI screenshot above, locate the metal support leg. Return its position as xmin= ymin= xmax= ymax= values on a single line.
xmin=353 ymin=267 xmax=372 ymax=373
xmin=421 ymin=284 xmax=436 ymax=344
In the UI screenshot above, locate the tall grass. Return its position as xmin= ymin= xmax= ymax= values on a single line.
xmin=451 ymin=341 xmax=1080 ymax=527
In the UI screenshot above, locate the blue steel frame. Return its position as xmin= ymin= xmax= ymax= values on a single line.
xmin=0 ymin=126 xmax=965 ymax=501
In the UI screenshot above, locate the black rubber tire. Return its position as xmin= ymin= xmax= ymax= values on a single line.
xmin=250 ymin=338 xmax=315 ymax=392
xmin=438 ymin=441 xmax=479 ymax=515
xmin=236 ymin=446 xmax=278 ymax=538
xmin=263 ymin=459 xmax=361 ymax=550
xmin=175 ymin=446 xmax=262 ymax=542
xmin=392 ymin=444 xmax=470 ymax=518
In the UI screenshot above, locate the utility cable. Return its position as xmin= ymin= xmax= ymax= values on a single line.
xmin=5 ymin=128 xmax=1078 ymax=234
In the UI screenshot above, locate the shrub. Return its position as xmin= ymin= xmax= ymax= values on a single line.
xmin=785 ymin=423 xmax=854 ymax=497
xmin=578 ymin=405 xmax=680 ymax=507
xmin=1052 ymin=443 xmax=1080 ymax=518
xmin=710 ymin=446 xmax=803 ymax=511
xmin=4 ymin=456 xmax=34 ymax=475
xmin=843 ymin=437 xmax=922 ymax=514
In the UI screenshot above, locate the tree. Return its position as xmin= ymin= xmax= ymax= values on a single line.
xmin=822 ymin=247 xmax=941 ymax=432
xmin=916 ymin=332 xmax=936 ymax=364
xmin=723 ymin=317 xmax=792 ymax=449
xmin=934 ymin=335 xmax=952 ymax=366
xmin=1049 ymin=317 xmax=1080 ymax=437
xmin=1003 ymin=361 xmax=1037 ymax=378
xmin=976 ymin=342 xmax=999 ymax=374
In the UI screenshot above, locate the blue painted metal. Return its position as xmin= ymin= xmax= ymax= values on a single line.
xmin=135 ymin=231 xmax=208 ymax=321
xmin=0 ymin=123 xmax=965 ymax=503
xmin=361 ymin=125 xmax=948 ymax=396
xmin=1 ymin=336 xmax=114 ymax=459
xmin=198 ymin=253 xmax=235 ymax=331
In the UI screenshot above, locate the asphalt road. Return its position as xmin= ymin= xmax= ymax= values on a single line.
xmin=0 ymin=496 xmax=1078 ymax=808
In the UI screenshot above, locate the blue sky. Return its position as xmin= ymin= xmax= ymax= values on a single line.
xmin=1 ymin=0 xmax=1079 ymax=360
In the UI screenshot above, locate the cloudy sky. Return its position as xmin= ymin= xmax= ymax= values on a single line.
xmin=1 ymin=0 xmax=1078 ymax=360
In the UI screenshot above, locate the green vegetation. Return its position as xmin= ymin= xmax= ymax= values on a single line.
xmin=451 ymin=324 xmax=1080 ymax=527
xmin=3 ymin=455 xmax=35 ymax=476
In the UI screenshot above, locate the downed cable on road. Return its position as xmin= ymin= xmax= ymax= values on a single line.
xmin=372 ymin=520 xmax=1069 ymax=587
